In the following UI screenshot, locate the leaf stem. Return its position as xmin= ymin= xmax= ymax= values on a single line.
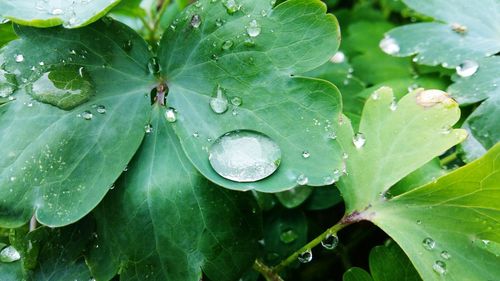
xmin=151 ymin=0 xmax=171 ymax=40
xmin=273 ymin=220 xmax=350 ymax=272
xmin=440 ymin=151 xmax=458 ymax=167
xmin=253 ymin=260 xmax=284 ymax=281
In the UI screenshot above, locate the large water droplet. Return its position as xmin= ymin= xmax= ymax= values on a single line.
xmin=26 ymin=65 xmax=93 ymax=110
xmin=190 ymin=14 xmax=202 ymax=28
xmin=456 ymin=60 xmax=479 ymax=77
xmin=379 ymin=36 xmax=400 ymax=55
xmin=247 ymin=20 xmax=261 ymax=37
xmin=0 ymin=246 xmax=21 ymax=263
xmin=208 ymin=130 xmax=281 ymax=182
xmin=422 ymin=237 xmax=436 ymax=250
xmin=298 ymin=249 xmax=313 ymax=263
xmin=209 ymin=85 xmax=229 ymax=114
xmin=432 ymin=260 xmax=447 ymax=275
xmin=321 ymin=234 xmax=339 ymax=250
xmin=352 ymin=132 xmax=366 ymax=148
xmin=165 ymin=108 xmax=177 ymax=123
xmin=280 ymin=229 xmax=298 ymax=244
xmin=223 ymin=0 xmax=241 ymax=14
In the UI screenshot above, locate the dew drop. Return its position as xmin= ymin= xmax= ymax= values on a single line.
xmin=330 ymin=51 xmax=345 ymax=64
xmin=82 ymin=110 xmax=93 ymax=120
xmin=296 ymin=174 xmax=308 ymax=185
xmin=280 ymin=229 xmax=298 ymax=244
xmin=298 ymin=249 xmax=312 ymax=263
xmin=148 ymin=57 xmax=160 ymax=74
xmin=123 ymin=40 xmax=133 ymax=52
xmin=379 ymin=36 xmax=400 ymax=55
xmin=51 ymin=8 xmax=64 ymax=15
xmin=440 ymin=251 xmax=451 ymax=260
xmin=190 ymin=14 xmax=202 ymax=28
xmin=215 ymin=18 xmax=225 ymax=27
xmin=223 ymin=0 xmax=241 ymax=14
xmin=15 ymin=54 xmax=24 ymax=63
xmin=0 ymin=246 xmax=21 ymax=263
xmin=165 ymin=108 xmax=177 ymax=123
xmin=432 ymin=260 xmax=447 ymax=275
xmin=416 ymin=220 xmax=422 ymax=225
xmin=247 ymin=20 xmax=261 ymax=37
xmin=221 ymin=40 xmax=234 ymax=50
xmin=208 ymin=130 xmax=281 ymax=182
xmin=422 ymin=237 xmax=436 ymax=250
xmin=302 ymin=151 xmax=310 ymax=159
xmin=390 ymin=100 xmax=398 ymax=111
xmin=321 ymin=234 xmax=339 ymax=250
xmin=144 ymin=124 xmax=153 ymax=134
xmin=456 ymin=60 xmax=479 ymax=77
xmin=230 ymin=96 xmax=242 ymax=106
xmin=96 ymin=105 xmax=106 ymax=114
xmin=209 ymin=85 xmax=229 ymax=114
xmin=352 ymin=132 xmax=366 ymax=149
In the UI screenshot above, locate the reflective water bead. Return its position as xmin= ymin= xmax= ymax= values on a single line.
xmin=222 ymin=40 xmax=234 ymax=50
xmin=432 ymin=260 xmax=447 ymax=275
xmin=51 ymin=8 xmax=64 ymax=15
xmin=165 ymin=108 xmax=177 ymax=123
xmin=379 ymin=36 xmax=400 ymax=55
xmin=208 ymin=130 xmax=281 ymax=182
xmin=15 ymin=54 xmax=24 ymax=62
xmin=223 ymin=0 xmax=241 ymax=14
xmin=209 ymin=85 xmax=229 ymax=114
xmin=352 ymin=132 xmax=366 ymax=149
xmin=321 ymin=234 xmax=339 ymax=250
xmin=456 ymin=60 xmax=479 ymax=77
xmin=390 ymin=100 xmax=398 ymax=111
xmin=302 ymin=151 xmax=310 ymax=159
xmin=144 ymin=124 xmax=153 ymax=133
xmin=0 ymin=246 xmax=21 ymax=263
xmin=422 ymin=237 xmax=436 ymax=250
xmin=247 ymin=20 xmax=261 ymax=37
xmin=296 ymin=174 xmax=308 ymax=185
xmin=298 ymin=249 xmax=313 ymax=263
xmin=191 ymin=14 xmax=202 ymax=28
xmin=82 ymin=110 xmax=93 ymax=120
xmin=230 ymin=96 xmax=242 ymax=106
xmin=440 ymin=251 xmax=451 ymax=260
xmin=96 ymin=105 xmax=106 ymax=114
xmin=330 ymin=51 xmax=345 ymax=64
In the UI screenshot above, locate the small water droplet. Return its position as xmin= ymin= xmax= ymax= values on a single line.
xmin=144 ymin=124 xmax=153 ymax=133
xmin=422 ymin=237 xmax=436 ymax=250
xmin=416 ymin=220 xmax=422 ymax=225
xmin=15 ymin=54 xmax=24 ymax=63
xmin=298 ymin=249 xmax=312 ymax=263
xmin=302 ymin=151 xmax=310 ymax=159
xmin=230 ymin=96 xmax=242 ymax=106
xmin=209 ymin=85 xmax=229 ymax=114
xmin=223 ymin=0 xmax=241 ymax=14
xmin=352 ymin=132 xmax=366 ymax=149
xmin=215 ymin=18 xmax=225 ymax=27
xmin=371 ymin=92 xmax=380 ymax=100
xmin=379 ymin=36 xmax=400 ymax=55
xmin=10 ymin=176 xmax=16 ymax=182
xmin=247 ymin=20 xmax=261 ymax=37
xmin=51 ymin=8 xmax=64 ymax=15
xmin=165 ymin=108 xmax=177 ymax=123
xmin=0 ymin=246 xmax=21 ymax=263
xmin=190 ymin=14 xmax=202 ymax=28
xmin=193 ymin=131 xmax=200 ymax=138
xmin=440 ymin=251 xmax=451 ymax=260
xmin=123 ymin=40 xmax=133 ymax=52
xmin=82 ymin=110 xmax=93 ymax=120
xmin=432 ymin=260 xmax=447 ymax=275
xmin=456 ymin=60 xmax=479 ymax=77
xmin=330 ymin=51 xmax=345 ymax=64
xmin=280 ymin=229 xmax=298 ymax=244
xmin=321 ymin=234 xmax=339 ymax=250
xmin=148 ymin=57 xmax=160 ymax=74
xmin=296 ymin=174 xmax=308 ymax=185
xmin=96 ymin=105 xmax=106 ymax=114
xmin=390 ymin=100 xmax=398 ymax=111
xmin=208 ymin=130 xmax=281 ymax=182
xmin=221 ymin=40 xmax=234 ymax=50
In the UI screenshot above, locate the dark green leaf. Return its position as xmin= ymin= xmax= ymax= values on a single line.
xmin=276 ymin=186 xmax=313 ymax=209
xmin=0 ymin=20 xmax=155 ymax=227
xmin=158 ymin=0 xmax=344 ymax=192
xmin=390 ymin=158 xmax=446 ymax=196
xmin=369 ymin=242 xmax=421 ymax=281
xmin=343 ymin=267 xmax=373 ymax=281
xmin=88 ymin=106 xmax=262 ymax=281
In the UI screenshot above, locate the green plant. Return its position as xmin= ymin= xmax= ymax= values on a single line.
xmin=0 ymin=0 xmax=498 ymax=280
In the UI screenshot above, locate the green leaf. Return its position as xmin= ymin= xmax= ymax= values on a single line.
xmin=0 ymin=260 xmax=23 ymax=280
xmin=0 ymin=22 xmax=17 ymax=47
xmin=448 ymin=57 xmax=500 ymax=160
xmin=0 ymin=20 xmax=155 ymax=227
xmin=343 ymin=267 xmax=373 ymax=281
xmin=276 ymin=186 xmax=313 ymax=209
xmin=88 ymin=106 xmax=262 ymax=281
xmin=386 ymin=0 xmax=500 ymax=67
xmin=390 ymin=158 xmax=446 ymax=196
xmin=370 ymin=143 xmax=500 ymax=280
xmin=158 ymin=0 xmax=344 ymax=192
xmin=304 ymin=185 xmax=342 ymax=211
xmin=337 ymin=87 xmax=467 ymax=213
xmin=369 ymin=242 xmax=421 ymax=281
xmin=0 ymin=0 xmax=121 ymax=28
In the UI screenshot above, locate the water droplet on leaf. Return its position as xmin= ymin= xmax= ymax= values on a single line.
xmin=144 ymin=124 xmax=153 ymax=134
xmin=165 ymin=108 xmax=177 ymax=123
xmin=96 ymin=105 xmax=106 ymax=114
xmin=422 ymin=237 xmax=436 ymax=250
xmin=379 ymin=36 xmax=400 ymax=55
xmin=222 ymin=40 xmax=234 ymax=50
xmin=321 ymin=234 xmax=339 ymax=250
xmin=230 ymin=96 xmax=242 ymax=106
xmin=330 ymin=51 xmax=345 ymax=63
xmin=247 ymin=20 xmax=261 ymax=37
xmin=208 ymin=130 xmax=281 ymax=182
xmin=190 ymin=14 xmax=202 ymax=28
xmin=302 ymin=151 xmax=310 ymax=159
xmin=432 ymin=260 xmax=447 ymax=275
xmin=456 ymin=60 xmax=479 ymax=77
xmin=223 ymin=0 xmax=241 ymax=14
xmin=82 ymin=110 xmax=93 ymax=120
xmin=440 ymin=251 xmax=451 ymax=260
xmin=209 ymin=85 xmax=229 ymax=114
xmin=296 ymin=174 xmax=308 ymax=185
xmin=0 ymin=246 xmax=21 ymax=263
xmin=15 ymin=54 xmax=24 ymax=63
xmin=352 ymin=132 xmax=366 ymax=148
xmin=298 ymin=249 xmax=312 ymax=263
